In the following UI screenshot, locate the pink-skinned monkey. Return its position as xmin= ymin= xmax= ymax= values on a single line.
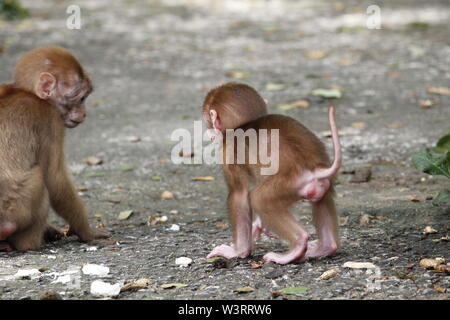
xmin=202 ymin=82 xmax=341 ymax=264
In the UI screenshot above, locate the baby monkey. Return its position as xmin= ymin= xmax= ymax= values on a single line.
xmin=202 ymin=82 xmax=341 ymax=264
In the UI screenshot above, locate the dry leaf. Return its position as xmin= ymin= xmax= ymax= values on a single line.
xmin=388 ymin=72 xmax=400 ymax=78
xmin=343 ymin=261 xmax=377 ymax=269
xmin=427 ymin=87 xmax=450 ymax=96
xmin=147 ymin=215 xmax=168 ymax=226
xmin=433 ymin=284 xmax=447 ymax=293
xmin=160 ymin=191 xmax=174 ymax=199
xmin=359 ymin=214 xmax=371 ymax=226
xmin=320 ymin=269 xmax=338 ymax=280
xmin=278 ymin=99 xmax=310 ymax=110
xmin=82 ymin=156 xmax=103 ymax=166
xmin=435 ymin=265 xmax=450 ymax=274
xmin=410 ymin=198 xmax=421 ymax=203
xmin=121 ymin=278 xmax=150 ymax=292
xmin=419 ymin=258 xmax=445 ymax=269
xmin=226 ymin=71 xmax=249 ymax=79
xmin=215 ymin=221 xmax=229 ymax=229
xmin=386 ymin=122 xmax=405 ymax=129
xmin=160 ymin=283 xmax=188 ymax=289
xmin=250 ymin=262 xmax=263 ymax=269
xmin=78 ymin=186 xmax=89 ymax=192
xmin=303 ymin=50 xmax=328 ymax=59
xmin=235 ymin=286 xmax=255 ymax=294
xmin=423 ymin=226 xmax=438 ymax=234
xmin=351 ymin=122 xmax=366 ymax=128
xmin=265 ymin=83 xmax=286 ymax=91
xmin=337 ymin=59 xmax=352 ymax=66
xmin=419 ymin=99 xmax=437 ymax=108
xmin=192 ymin=176 xmax=215 ymax=181
xmin=128 ymin=136 xmax=141 ymax=143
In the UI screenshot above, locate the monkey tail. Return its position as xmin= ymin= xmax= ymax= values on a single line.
xmin=315 ymin=105 xmax=341 ymax=180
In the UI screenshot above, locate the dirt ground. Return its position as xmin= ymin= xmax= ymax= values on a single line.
xmin=0 ymin=0 xmax=449 ymax=300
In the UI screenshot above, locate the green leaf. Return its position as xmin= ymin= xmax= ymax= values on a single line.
xmin=436 ymin=133 xmax=450 ymax=152
xmin=82 ymin=172 xmax=106 ymax=178
xmin=117 ymin=210 xmax=134 ymax=220
xmin=411 ymin=148 xmax=450 ymax=178
xmin=265 ymin=83 xmax=286 ymax=91
xmin=0 ymin=0 xmax=29 ymax=20
xmin=432 ymin=189 xmax=450 ymax=206
xmin=279 ymin=286 xmax=309 ymax=295
xmin=120 ymin=166 xmax=134 ymax=172
xmin=311 ymin=89 xmax=342 ymax=99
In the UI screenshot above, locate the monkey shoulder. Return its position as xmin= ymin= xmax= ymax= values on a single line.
xmin=248 ymin=114 xmax=308 ymax=134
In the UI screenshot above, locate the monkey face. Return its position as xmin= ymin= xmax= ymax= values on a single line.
xmin=45 ymin=73 xmax=92 ymax=128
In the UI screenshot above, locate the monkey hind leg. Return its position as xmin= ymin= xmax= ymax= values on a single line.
xmin=8 ymin=167 xmax=50 ymax=251
xmin=306 ymin=190 xmax=339 ymax=259
xmin=251 ymin=184 xmax=308 ymax=265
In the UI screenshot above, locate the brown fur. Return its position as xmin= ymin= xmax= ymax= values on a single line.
xmin=0 ymin=46 xmax=109 ymax=251
xmin=203 ymin=82 xmax=340 ymax=264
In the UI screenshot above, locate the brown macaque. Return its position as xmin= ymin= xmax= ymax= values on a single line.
xmin=0 ymin=46 xmax=110 ymax=251
xmin=202 ymin=82 xmax=341 ymax=264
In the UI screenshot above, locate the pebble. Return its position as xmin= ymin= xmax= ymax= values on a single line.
xmin=39 ymin=290 xmax=63 ymax=300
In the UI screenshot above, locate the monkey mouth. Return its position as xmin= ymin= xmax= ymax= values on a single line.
xmin=64 ymin=119 xmax=81 ymax=128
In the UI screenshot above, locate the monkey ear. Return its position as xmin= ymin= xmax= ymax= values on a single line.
xmin=210 ymin=109 xmax=222 ymax=131
xmin=35 ymin=72 xmax=56 ymax=100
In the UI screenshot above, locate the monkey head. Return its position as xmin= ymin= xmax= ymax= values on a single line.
xmin=202 ymin=82 xmax=268 ymax=140
xmin=15 ymin=46 xmax=93 ymax=128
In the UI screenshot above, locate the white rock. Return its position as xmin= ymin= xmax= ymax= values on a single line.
xmin=168 ymin=224 xmax=180 ymax=231
xmin=14 ymin=269 xmax=41 ymax=279
xmin=82 ymin=264 xmax=110 ymax=277
xmin=90 ymin=280 xmax=121 ymax=298
xmin=160 ymin=215 xmax=168 ymax=222
xmin=52 ymin=274 xmax=73 ymax=284
xmin=86 ymin=246 xmax=98 ymax=252
xmin=175 ymin=257 xmax=192 ymax=267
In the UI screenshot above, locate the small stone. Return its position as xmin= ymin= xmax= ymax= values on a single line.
xmin=39 ymin=290 xmax=63 ymax=300
xmin=175 ymin=257 xmax=193 ymax=267
xmin=350 ymin=167 xmax=372 ymax=183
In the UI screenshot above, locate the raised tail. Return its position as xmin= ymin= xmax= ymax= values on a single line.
xmin=315 ymin=105 xmax=342 ymax=180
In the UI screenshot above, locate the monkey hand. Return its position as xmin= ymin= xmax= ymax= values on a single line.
xmin=0 ymin=241 xmax=14 ymax=252
xmin=207 ymin=244 xmax=250 ymax=259
xmin=44 ymin=225 xmax=65 ymax=242
xmin=67 ymin=227 xmax=111 ymax=242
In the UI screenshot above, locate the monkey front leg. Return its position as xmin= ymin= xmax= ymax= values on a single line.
xmin=207 ymin=190 xmax=253 ymax=259
xmin=47 ymin=174 xmax=110 ymax=242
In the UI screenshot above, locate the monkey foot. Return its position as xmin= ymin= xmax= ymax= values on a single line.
xmin=44 ymin=225 xmax=65 ymax=242
xmin=0 ymin=241 xmax=13 ymax=252
xmin=207 ymin=244 xmax=250 ymax=259
xmin=263 ymin=245 xmax=307 ymax=265
xmin=68 ymin=228 xmax=111 ymax=242
xmin=305 ymin=240 xmax=337 ymax=259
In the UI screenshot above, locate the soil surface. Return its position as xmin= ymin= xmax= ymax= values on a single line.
xmin=0 ymin=0 xmax=449 ymax=300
